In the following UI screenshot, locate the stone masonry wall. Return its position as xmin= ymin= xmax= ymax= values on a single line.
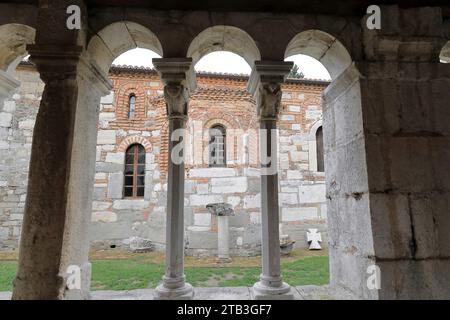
xmin=0 ymin=64 xmax=43 ymax=249
xmin=0 ymin=63 xmax=329 ymax=256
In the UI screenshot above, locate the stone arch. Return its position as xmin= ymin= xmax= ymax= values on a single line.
xmin=0 ymin=23 xmax=36 ymax=73
xmin=86 ymin=21 xmax=163 ymax=75
xmin=117 ymin=136 xmax=152 ymax=153
xmin=285 ymin=29 xmax=352 ymax=80
xmin=440 ymin=40 xmax=450 ymax=63
xmin=187 ymin=25 xmax=261 ymax=67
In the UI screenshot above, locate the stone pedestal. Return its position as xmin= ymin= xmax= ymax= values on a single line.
xmin=206 ymin=203 xmax=235 ymax=263
xmin=248 ymin=61 xmax=294 ymax=300
xmin=153 ymin=58 xmax=196 ymax=300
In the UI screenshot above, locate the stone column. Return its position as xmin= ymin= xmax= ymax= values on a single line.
xmin=153 ymin=58 xmax=196 ymax=300
xmin=248 ymin=61 xmax=295 ymax=299
xmin=206 ymin=203 xmax=235 ymax=262
xmin=11 ymin=45 xmax=111 ymax=300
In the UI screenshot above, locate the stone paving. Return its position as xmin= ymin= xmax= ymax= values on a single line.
xmin=0 ymin=285 xmax=358 ymax=300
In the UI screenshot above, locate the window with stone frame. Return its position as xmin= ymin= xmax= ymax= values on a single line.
xmin=316 ymin=126 xmax=324 ymax=172
xmin=128 ymin=93 xmax=136 ymax=119
xmin=209 ymin=124 xmax=226 ymax=167
xmin=124 ymin=144 xmax=145 ymax=197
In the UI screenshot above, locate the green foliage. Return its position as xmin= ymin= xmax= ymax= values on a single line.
xmin=288 ymin=64 xmax=305 ymax=79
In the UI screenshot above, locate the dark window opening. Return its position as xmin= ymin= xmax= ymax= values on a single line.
xmin=316 ymin=126 xmax=324 ymax=172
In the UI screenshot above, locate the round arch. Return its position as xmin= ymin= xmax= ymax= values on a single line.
xmin=285 ymin=29 xmax=352 ymax=80
xmin=187 ymin=25 xmax=261 ymax=67
xmin=117 ymin=136 xmax=152 ymax=153
xmin=87 ymin=21 xmax=163 ymax=74
xmin=0 ymin=23 xmax=35 ymax=73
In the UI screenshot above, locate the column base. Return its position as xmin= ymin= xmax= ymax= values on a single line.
xmin=251 ymin=280 xmax=295 ymax=300
xmin=154 ymin=276 xmax=194 ymax=300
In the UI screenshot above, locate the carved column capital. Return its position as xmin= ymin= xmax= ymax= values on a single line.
xmin=257 ymin=82 xmax=283 ymax=120
xmin=164 ymin=83 xmax=189 ymax=119
xmin=248 ymin=60 xmax=293 ymax=120
xmin=153 ymin=58 xmax=196 ymax=120
xmin=27 ymin=44 xmax=112 ymax=95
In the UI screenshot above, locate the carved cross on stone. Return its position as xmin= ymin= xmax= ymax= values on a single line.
xmin=306 ymin=228 xmax=322 ymax=250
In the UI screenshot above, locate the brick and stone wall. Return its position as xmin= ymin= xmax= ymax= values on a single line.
xmin=0 ymin=63 xmax=42 ymax=249
xmin=0 ymin=62 xmax=329 ymax=256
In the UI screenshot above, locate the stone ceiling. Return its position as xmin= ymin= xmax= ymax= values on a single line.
xmin=7 ymin=0 xmax=450 ymax=16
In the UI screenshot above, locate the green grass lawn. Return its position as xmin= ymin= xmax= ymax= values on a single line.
xmin=0 ymin=252 xmax=329 ymax=291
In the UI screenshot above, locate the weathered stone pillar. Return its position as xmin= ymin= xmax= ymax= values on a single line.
xmin=153 ymin=58 xmax=196 ymax=300
xmin=11 ymin=45 xmax=111 ymax=300
xmin=248 ymin=61 xmax=295 ymax=299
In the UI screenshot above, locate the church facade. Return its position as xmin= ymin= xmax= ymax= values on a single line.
xmin=0 ymin=61 xmax=328 ymax=256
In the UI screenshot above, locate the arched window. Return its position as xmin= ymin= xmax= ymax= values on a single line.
xmin=128 ymin=94 xmax=136 ymax=119
xmin=209 ymin=125 xmax=226 ymax=167
xmin=316 ymin=126 xmax=324 ymax=172
xmin=124 ymin=144 xmax=145 ymax=197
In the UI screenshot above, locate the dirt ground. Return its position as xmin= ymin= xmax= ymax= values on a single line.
xmin=0 ymin=247 xmax=328 ymax=267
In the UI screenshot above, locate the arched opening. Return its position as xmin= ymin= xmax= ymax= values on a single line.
xmin=187 ymin=25 xmax=261 ymax=68
xmin=283 ymin=30 xmax=372 ymax=298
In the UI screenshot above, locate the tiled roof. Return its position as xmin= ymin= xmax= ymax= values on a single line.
xmin=17 ymin=61 xmax=330 ymax=85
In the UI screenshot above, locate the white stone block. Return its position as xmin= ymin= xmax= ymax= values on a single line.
xmin=288 ymin=105 xmax=301 ymax=112
xmin=282 ymin=207 xmax=318 ymax=222
xmin=226 ymin=196 xmax=241 ymax=208
xmin=18 ymin=119 xmax=34 ymax=130
xmin=244 ymin=193 xmax=260 ymax=209
xmin=211 ymin=177 xmax=247 ymax=193
xmin=100 ymin=91 xmax=114 ymax=104
xmin=298 ymin=184 xmax=326 ymax=203
xmin=97 ymin=130 xmax=116 ymax=144
xmin=287 ymin=170 xmax=302 ymax=179
xmin=189 ymin=194 xmax=223 ymax=206
xmin=279 ymin=193 xmax=298 ymax=205
xmin=280 ymin=115 xmax=295 ymax=121
xmin=250 ymin=212 xmax=261 ymax=224
xmin=290 ymin=151 xmax=309 ymax=162
xmin=291 ymin=124 xmax=301 ymax=131
xmin=99 ymin=112 xmax=116 ymax=121
xmin=194 ymin=213 xmax=211 ymax=226
xmin=92 ymin=211 xmax=117 ymax=223
xmin=197 ymin=183 xmax=209 ymax=194
xmin=112 ymin=200 xmax=149 ymax=210
xmin=0 ymin=112 xmax=12 ymax=127
xmin=244 ymin=168 xmax=260 ymax=177
xmin=189 ymin=167 xmax=236 ymax=178
xmin=3 ymin=101 xmax=15 ymax=113
xmin=105 ymin=152 xmax=124 ymax=164
xmin=92 ymin=201 xmax=111 ymax=211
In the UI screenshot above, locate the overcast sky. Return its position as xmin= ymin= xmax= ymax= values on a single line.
xmin=112 ymin=48 xmax=331 ymax=80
